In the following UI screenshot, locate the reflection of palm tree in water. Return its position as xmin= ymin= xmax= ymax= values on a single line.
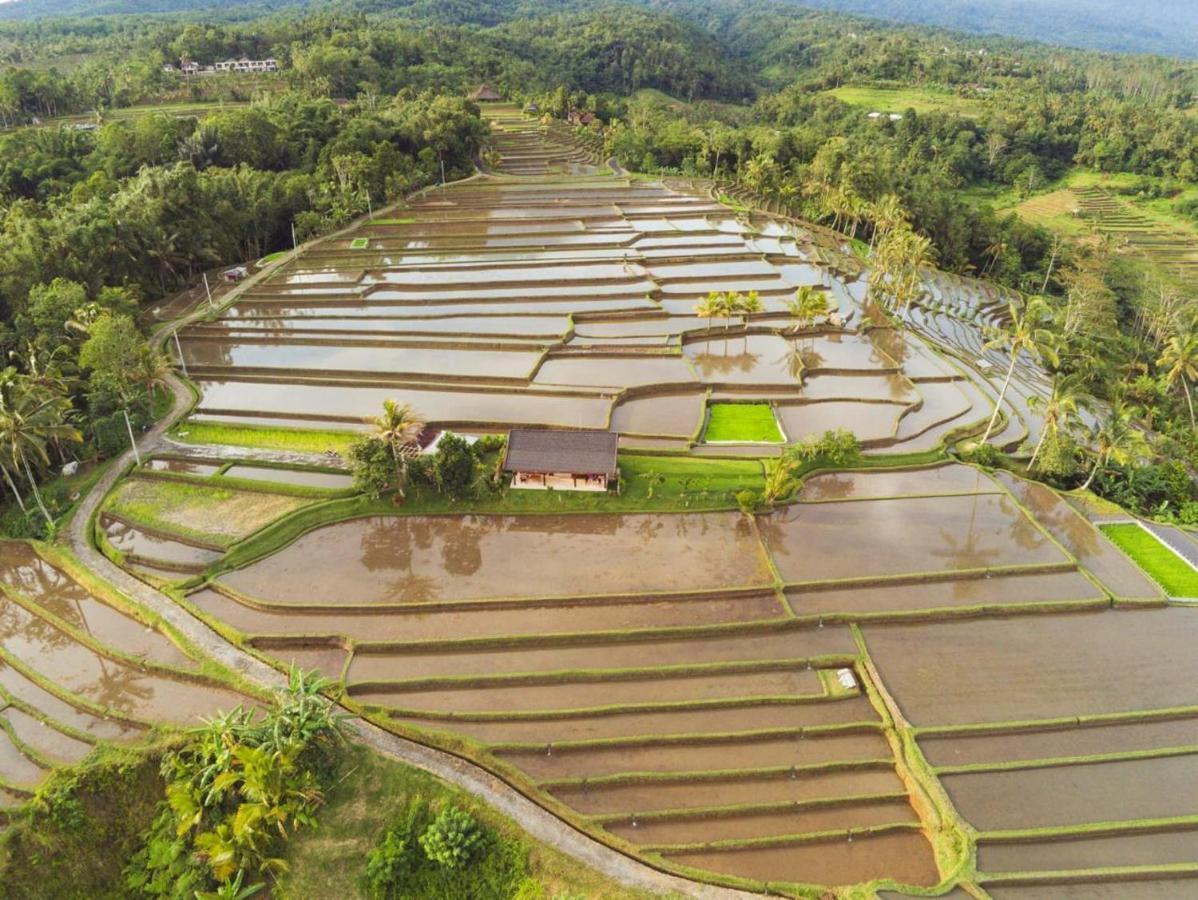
xmin=84 ymin=655 xmax=153 ymax=715
xmin=930 ymin=492 xmax=1005 ymax=572
xmin=778 ymin=341 xmax=825 ymax=382
xmin=359 ymin=517 xmax=442 ymax=603
xmin=691 ymin=339 xmax=760 ymax=378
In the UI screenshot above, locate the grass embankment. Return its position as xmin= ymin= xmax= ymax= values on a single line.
xmin=173 ymin=421 xmax=360 ymax=454
xmin=1100 ymin=523 xmax=1198 ymax=597
xmin=105 ymin=478 xmax=314 ymax=545
xmin=703 ymin=403 xmax=783 ymax=443
xmin=823 ymin=85 xmax=987 ymax=118
xmin=278 ymin=744 xmax=648 ymax=900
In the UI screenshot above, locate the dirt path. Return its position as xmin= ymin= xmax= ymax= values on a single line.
xmin=62 ymin=220 xmax=757 ymax=900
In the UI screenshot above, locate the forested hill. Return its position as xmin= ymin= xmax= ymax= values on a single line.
xmin=3 ymin=0 xmax=1198 ymax=60
xmin=790 ymin=0 xmax=1198 ymax=59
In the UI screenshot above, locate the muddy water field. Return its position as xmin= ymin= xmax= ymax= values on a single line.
xmin=88 ymin=122 xmax=1188 ymax=893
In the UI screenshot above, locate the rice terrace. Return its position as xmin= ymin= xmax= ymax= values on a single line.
xmin=0 ymin=93 xmax=1175 ymax=898
xmin=2 ymin=0 xmax=1198 ymax=886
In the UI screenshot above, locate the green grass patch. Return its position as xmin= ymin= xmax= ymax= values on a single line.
xmin=704 ymin=403 xmax=783 ymax=443
xmin=277 ymin=743 xmax=648 ymax=900
xmin=349 ymin=238 xmax=369 ymax=249
xmin=823 ymin=85 xmax=986 ymax=118
xmin=258 ymin=250 xmax=288 ymax=265
xmin=105 ymin=477 xmax=314 ymax=545
xmin=371 ymin=217 xmax=415 ymax=225
xmin=1101 ymin=523 xmax=1198 ymax=597
xmin=173 ymin=421 xmax=360 ymax=455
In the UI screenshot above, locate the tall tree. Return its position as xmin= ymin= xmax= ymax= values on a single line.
xmin=980 ymin=296 xmax=1059 ymax=445
xmin=374 ymin=400 xmax=425 ymax=502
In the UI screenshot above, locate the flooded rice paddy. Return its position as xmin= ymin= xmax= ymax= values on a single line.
xmin=180 ymin=149 xmax=1033 ymax=454
xmin=80 ymin=122 xmax=1182 ymax=893
xmin=0 ymin=543 xmax=253 ymax=796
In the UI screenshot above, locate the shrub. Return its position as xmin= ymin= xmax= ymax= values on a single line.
xmin=345 ymin=436 xmax=395 ymax=498
xmin=735 ymin=489 xmax=765 ymax=515
xmin=126 ymin=670 xmax=343 ymax=897
xmin=432 ymin=433 xmax=477 ymax=499
xmin=787 ymin=428 xmax=861 ymax=466
xmin=419 ymin=806 xmax=484 ymax=870
xmin=473 ymin=433 xmax=506 ymax=455
xmin=964 ymin=442 xmax=1000 ymax=467
xmin=362 ymin=798 xmax=529 ymax=899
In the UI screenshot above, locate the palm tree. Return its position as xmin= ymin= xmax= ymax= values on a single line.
xmin=0 ymin=371 xmax=81 ymax=524
xmin=787 ymin=285 xmax=832 ymax=332
xmin=868 ymin=194 xmax=907 ymax=251
xmin=1080 ymin=402 xmax=1149 ymax=491
xmin=694 ymin=292 xmax=721 ymax=335
xmin=374 ymin=400 xmax=425 ymax=501
xmin=980 ymin=296 xmax=1058 ymax=445
xmin=869 ymin=225 xmax=934 ymax=312
xmin=734 ymin=290 xmax=763 ymax=351
xmin=1027 ymin=373 xmax=1092 ymax=470
xmin=1157 ymin=327 xmax=1197 ymax=428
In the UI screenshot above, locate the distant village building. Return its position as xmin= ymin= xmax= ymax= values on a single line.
xmin=469 ymin=83 xmax=502 ymax=102
xmin=567 ymin=110 xmax=596 ymax=126
xmin=175 ymin=58 xmax=278 ymax=77
xmin=214 ymin=58 xmax=279 ymax=74
xmin=222 ymin=266 xmax=249 ymax=283
xmin=503 ymin=429 xmax=618 ymax=492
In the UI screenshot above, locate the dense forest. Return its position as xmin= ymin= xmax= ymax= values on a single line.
xmin=0 ymin=0 xmax=1194 ymax=529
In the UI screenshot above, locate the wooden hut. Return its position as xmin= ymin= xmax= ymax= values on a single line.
xmin=503 ymin=429 xmax=618 ymax=492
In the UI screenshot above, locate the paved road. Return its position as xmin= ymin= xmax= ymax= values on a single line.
xmin=63 ymin=220 xmax=756 ymax=899
xmin=1141 ymin=520 xmax=1198 ymax=571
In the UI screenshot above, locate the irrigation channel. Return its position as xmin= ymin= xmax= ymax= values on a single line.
xmin=1 ymin=103 xmax=1195 ymax=898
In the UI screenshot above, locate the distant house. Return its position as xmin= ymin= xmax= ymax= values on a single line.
xmin=469 ymin=83 xmax=502 ymax=102
xmin=180 ymin=61 xmax=202 ymax=76
xmin=503 ymin=429 xmax=618 ymax=492
xmin=222 ymin=266 xmax=249 ymax=283
xmin=567 ymin=110 xmax=596 ymax=126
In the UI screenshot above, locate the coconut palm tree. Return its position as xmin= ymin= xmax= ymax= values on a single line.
xmin=1027 ymin=373 xmax=1092 ymax=470
xmin=733 ymin=291 xmax=763 ymax=352
xmin=694 ymin=292 xmax=721 ymax=335
xmin=374 ymin=400 xmax=426 ymax=501
xmin=868 ymin=194 xmax=907 ymax=251
xmin=1157 ymin=326 xmax=1197 ymax=428
xmin=787 ymin=285 xmax=832 ymax=332
xmin=869 ymin=225 xmax=933 ymax=312
xmin=980 ymin=296 xmax=1058 ymax=444
xmin=1080 ymin=401 xmax=1149 ymax=492
xmin=0 ymin=371 xmax=81 ymax=524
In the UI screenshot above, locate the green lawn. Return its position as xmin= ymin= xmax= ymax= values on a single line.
xmin=823 ymin=85 xmax=986 ymax=118
xmin=371 ymin=217 xmax=415 ymax=225
xmin=704 ymin=403 xmax=784 ymax=443
xmin=173 ymin=421 xmax=360 ymax=455
xmin=1101 ymin=523 xmax=1198 ymax=597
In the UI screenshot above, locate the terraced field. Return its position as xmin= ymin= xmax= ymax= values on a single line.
xmin=175 ymin=104 xmax=1048 ymax=459
xmin=58 ymin=108 xmax=1198 ymax=895
xmin=0 ymin=542 xmax=254 ymax=813
xmin=1074 ymin=186 xmax=1198 ymax=283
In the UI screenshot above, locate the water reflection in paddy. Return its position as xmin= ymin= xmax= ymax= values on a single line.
xmin=761 ymin=492 xmax=1066 ymax=583
xmin=777 ymin=402 xmax=907 ymax=445
xmin=196 ymin=381 xmax=612 ymax=429
xmin=182 ymin=341 xmax=542 ymax=380
xmin=222 ymin=513 xmax=772 ymax=605
xmin=0 ymin=543 xmax=193 ymax=666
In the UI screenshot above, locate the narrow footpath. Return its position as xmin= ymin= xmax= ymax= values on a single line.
xmin=65 ymin=274 xmax=754 ymax=898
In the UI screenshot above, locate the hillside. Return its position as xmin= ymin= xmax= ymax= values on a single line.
xmin=792 ymin=0 xmax=1198 ymax=59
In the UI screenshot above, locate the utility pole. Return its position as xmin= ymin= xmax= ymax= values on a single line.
xmin=291 ymin=220 xmax=298 ymax=251
xmin=173 ymin=330 xmax=188 ymax=379
xmin=202 ymin=272 xmax=213 ymax=309
xmin=123 ymin=409 xmax=141 ymax=466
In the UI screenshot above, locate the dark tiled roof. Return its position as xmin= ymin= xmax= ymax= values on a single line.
xmin=502 ymin=429 xmax=618 ymax=477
